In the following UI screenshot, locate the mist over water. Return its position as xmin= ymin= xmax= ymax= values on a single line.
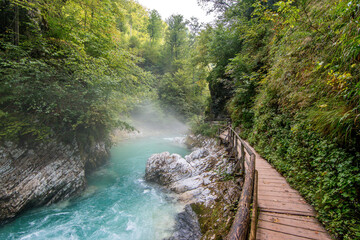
xmin=129 ymin=103 xmax=189 ymax=137
xmin=0 ymin=105 xmax=191 ymax=240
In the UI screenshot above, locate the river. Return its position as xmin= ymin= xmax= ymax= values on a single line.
xmin=0 ymin=136 xmax=190 ymax=240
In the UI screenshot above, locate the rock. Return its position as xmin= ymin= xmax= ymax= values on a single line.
xmin=145 ymin=134 xmax=242 ymax=240
xmin=164 ymin=205 xmax=202 ymax=240
xmin=145 ymin=152 xmax=194 ymax=185
xmin=0 ymin=139 xmax=109 ymax=224
xmin=83 ymin=141 xmax=109 ymax=174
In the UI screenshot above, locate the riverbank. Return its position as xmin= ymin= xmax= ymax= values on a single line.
xmin=146 ymin=135 xmax=242 ymax=240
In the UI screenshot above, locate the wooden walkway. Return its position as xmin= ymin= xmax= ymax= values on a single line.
xmin=220 ymin=128 xmax=332 ymax=240
xmin=249 ymin=145 xmax=332 ymax=240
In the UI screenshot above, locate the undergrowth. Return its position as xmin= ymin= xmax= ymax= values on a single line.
xmin=190 ymin=116 xmax=223 ymax=138
xmin=226 ymin=1 xmax=360 ymax=238
xmin=244 ymin=108 xmax=360 ymax=239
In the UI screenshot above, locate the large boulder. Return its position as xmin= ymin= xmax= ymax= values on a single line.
xmin=145 ymin=152 xmax=194 ymax=185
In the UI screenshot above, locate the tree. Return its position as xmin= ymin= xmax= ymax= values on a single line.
xmin=197 ymin=0 xmax=238 ymax=13
xmin=166 ymin=14 xmax=188 ymax=59
xmin=161 ymin=14 xmax=189 ymax=73
xmin=0 ymin=0 xmax=152 ymax=142
xmin=147 ymin=9 xmax=162 ymax=44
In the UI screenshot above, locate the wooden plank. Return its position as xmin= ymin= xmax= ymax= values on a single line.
xmin=260 ymin=212 xmax=319 ymax=223
xmin=258 ymin=181 xmax=290 ymax=186
xmin=258 ymin=186 xmax=298 ymax=193
xmin=261 ymin=208 xmax=316 ymax=217
xmin=258 ymin=180 xmax=289 ymax=185
xmin=258 ymin=177 xmax=288 ymax=181
xmin=257 ymin=170 xmax=283 ymax=175
xmin=258 ymin=183 xmax=297 ymax=189
xmin=257 ymin=172 xmax=283 ymax=177
xmin=259 ymin=202 xmax=314 ymax=215
xmin=257 ymin=220 xmax=331 ymax=239
xmin=259 ymin=195 xmax=306 ymax=202
xmin=258 ymin=174 xmax=283 ymax=178
xmin=258 ymin=190 xmax=305 ymax=199
xmin=258 ymin=179 xmax=293 ymax=185
xmin=257 ymin=174 xmax=284 ymax=179
xmin=258 ymin=212 xmax=327 ymax=232
xmin=256 ymin=166 xmax=275 ymax=169
xmin=258 ymin=197 xmax=308 ymax=204
xmin=256 ymin=227 xmax=313 ymax=240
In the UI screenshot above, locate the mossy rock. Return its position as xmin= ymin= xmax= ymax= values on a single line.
xmin=191 ymin=194 xmax=237 ymax=240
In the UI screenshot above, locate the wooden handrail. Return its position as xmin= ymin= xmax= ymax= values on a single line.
xmin=219 ymin=126 xmax=258 ymax=240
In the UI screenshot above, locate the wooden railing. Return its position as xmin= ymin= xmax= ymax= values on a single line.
xmin=219 ymin=126 xmax=259 ymax=240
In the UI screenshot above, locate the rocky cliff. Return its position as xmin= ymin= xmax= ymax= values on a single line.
xmin=0 ymin=140 xmax=109 ymax=224
xmin=145 ymin=135 xmax=242 ymax=240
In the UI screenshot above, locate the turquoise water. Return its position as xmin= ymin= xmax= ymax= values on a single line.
xmin=0 ymin=137 xmax=189 ymax=240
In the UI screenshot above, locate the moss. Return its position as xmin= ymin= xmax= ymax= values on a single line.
xmin=191 ymin=190 xmax=237 ymax=240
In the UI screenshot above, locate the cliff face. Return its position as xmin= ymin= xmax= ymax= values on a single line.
xmin=0 ymin=140 xmax=109 ymax=223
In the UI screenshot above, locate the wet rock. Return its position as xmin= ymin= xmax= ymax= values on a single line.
xmin=0 ymin=139 xmax=109 ymax=223
xmin=145 ymin=152 xmax=194 ymax=185
xmin=164 ymin=205 xmax=202 ymax=240
xmin=146 ymin=135 xmax=242 ymax=240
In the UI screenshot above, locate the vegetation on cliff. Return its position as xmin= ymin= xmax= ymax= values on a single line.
xmin=197 ymin=0 xmax=360 ymax=238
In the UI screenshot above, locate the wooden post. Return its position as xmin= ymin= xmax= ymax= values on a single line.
xmin=229 ymin=129 xmax=232 ymax=147
xmin=219 ymin=126 xmax=259 ymax=240
xmin=234 ymin=137 xmax=238 ymax=159
xmin=227 ymin=153 xmax=255 ymax=240
xmin=249 ymin=170 xmax=258 ymax=240
xmin=229 ymin=128 xmax=231 ymax=142
xmin=240 ymin=143 xmax=245 ymax=176
xmin=234 ymin=132 xmax=236 ymax=148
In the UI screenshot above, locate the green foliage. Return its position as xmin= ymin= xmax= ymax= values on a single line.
xmin=0 ymin=0 xmax=211 ymax=145
xmin=248 ymin=0 xmax=360 ymax=237
xmin=190 ymin=116 xmax=221 ymax=138
xmin=0 ymin=0 xmax=154 ymax=143
xmin=147 ymin=10 xmax=163 ymax=43
xmin=256 ymin=0 xmax=360 ymax=144
xmin=142 ymin=13 xmax=210 ymax=121
xmin=158 ymin=69 xmax=208 ymax=120
xmin=247 ymin=105 xmax=360 ymax=239
xmin=161 ymin=14 xmax=189 ymax=73
xmin=198 ymin=24 xmax=242 ymax=118
xmin=200 ymin=0 xmax=360 ymax=238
